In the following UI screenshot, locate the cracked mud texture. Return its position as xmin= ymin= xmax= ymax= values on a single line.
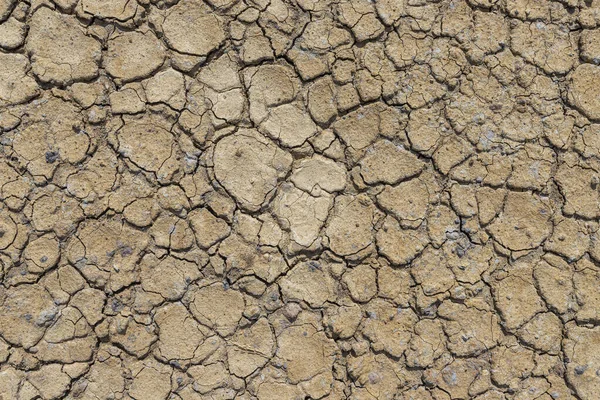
xmin=2 ymin=0 xmax=600 ymax=400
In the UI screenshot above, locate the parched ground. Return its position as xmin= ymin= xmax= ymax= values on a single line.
xmin=1 ymin=0 xmax=600 ymax=399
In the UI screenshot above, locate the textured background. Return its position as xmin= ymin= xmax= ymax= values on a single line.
xmin=0 ymin=0 xmax=599 ymax=399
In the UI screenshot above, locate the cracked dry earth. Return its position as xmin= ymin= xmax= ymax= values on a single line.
xmin=4 ymin=1 xmax=600 ymax=400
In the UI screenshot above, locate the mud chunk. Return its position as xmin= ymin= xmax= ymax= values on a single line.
xmin=363 ymin=299 xmax=418 ymax=358
xmin=432 ymin=136 xmax=474 ymax=175
xmin=336 ymin=1 xmax=384 ymax=42
xmin=376 ymin=216 xmax=429 ymax=265
xmin=280 ymin=260 xmax=336 ymax=307
xmin=333 ymin=104 xmax=391 ymax=150
xmin=205 ymin=0 xmax=239 ymax=9
xmin=109 ymin=84 xmax=146 ymax=114
xmin=78 ymin=353 xmax=125 ymax=399
xmin=218 ymin=234 xmax=288 ymax=282
xmin=574 ymin=265 xmax=600 ymax=324
xmin=533 ymin=259 xmax=576 ymax=316
xmin=323 ymin=304 xmax=362 ymax=339
xmin=163 ymin=0 xmax=226 ymax=57
xmin=326 ymin=194 xmax=375 ymax=256
xmin=556 ymin=163 xmax=600 ymax=219
xmin=129 ymin=358 xmax=172 ymax=400
xmin=0 ymin=0 xmax=15 ymax=22
xmin=405 ymin=318 xmax=445 ymax=368
xmin=0 ymin=214 xmax=17 ymax=250
xmin=308 ymin=77 xmax=337 ymax=125
xmin=359 ymin=140 xmax=425 ymax=185
xmin=0 ymin=284 xmax=57 ymax=348
xmin=260 ymin=103 xmax=318 ymax=148
xmin=28 ymin=364 xmax=71 ymax=399
xmin=568 ymin=64 xmax=600 ymax=121
xmin=348 ymin=352 xmax=406 ymax=398
xmin=78 ymin=0 xmax=138 ymax=21
xmin=343 ymin=264 xmax=377 ymax=303
xmin=510 ymin=20 xmax=577 ymax=75
xmin=198 ymin=53 xmax=241 ymax=91
xmin=545 ymin=217 xmax=589 ymax=261
xmin=581 ymin=29 xmax=600 ymax=64
xmin=0 ymin=53 xmax=39 ymax=105
xmin=66 ymin=218 xmax=149 ymax=292
xmin=34 ymin=306 xmax=96 ymax=363
xmin=517 ymin=312 xmax=562 ymax=354
xmin=156 ymin=185 xmax=189 ymax=215
xmin=23 ymin=234 xmax=60 ymax=274
xmin=228 ymin=317 xmax=275 ymax=377
xmin=273 ymin=184 xmax=331 ymax=247
xmin=213 ymin=129 xmax=292 ymax=212
xmin=30 ymin=188 xmax=85 ymax=238
xmin=105 ymin=31 xmax=165 ymax=82
xmin=492 ymin=259 xmax=546 ymax=330
xmin=275 ymin=324 xmax=337 ymax=384
xmin=187 ymin=362 xmax=231 ymax=394
xmin=188 ymin=208 xmax=231 ymax=249
xmin=144 ymin=68 xmax=186 ymax=110
xmin=12 ymin=116 xmax=90 ymax=181
xmin=376 ymin=177 xmax=431 ymax=226
xmin=378 ymin=265 xmax=411 ymax=306
xmin=491 ymin=344 xmax=535 ymax=389
xmin=488 ymin=191 xmax=552 ymax=251
xmin=150 ymin=214 xmax=194 ymax=251
xmin=390 ymin=64 xmax=446 ymax=108
xmin=438 ymin=301 xmax=501 ymax=357
xmin=117 ymin=122 xmax=174 ymax=173
xmin=247 ymin=64 xmax=300 ymax=123
xmin=411 ymin=247 xmax=455 ymax=296
xmin=438 ymin=358 xmax=488 ymax=399
xmin=108 ymin=316 xmax=157 ymax=357
xmin=238 ymin=23 xmax=274 ymax=65
xmin=123 ymin=198 xmax=157 ymax=228
xmin=190 ymin=282 xmax=245 ymax=336
xmin=140 ymin=254 xmax=200 ymax=300
xmin=66 ymin=146 xmax=118 ymax=201
xmin=564 ymin=324 xmax=600 ymax=399
xmin=290 ymin=155 xmax=347 ymax=194
xmin=70 ymin=288 xmax=106 ymax=325
xmin=27 ymin=7 xmax=101 ymax=84
xmin=154 ymin=302 xmax=220 ymax=365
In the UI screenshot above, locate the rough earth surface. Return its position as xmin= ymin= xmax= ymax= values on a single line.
xmin=0 ymin=0 xmax=600 ymax=399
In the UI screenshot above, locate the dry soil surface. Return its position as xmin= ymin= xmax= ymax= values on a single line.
xmin=1 ymin=0 xmax=600 ymax=399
